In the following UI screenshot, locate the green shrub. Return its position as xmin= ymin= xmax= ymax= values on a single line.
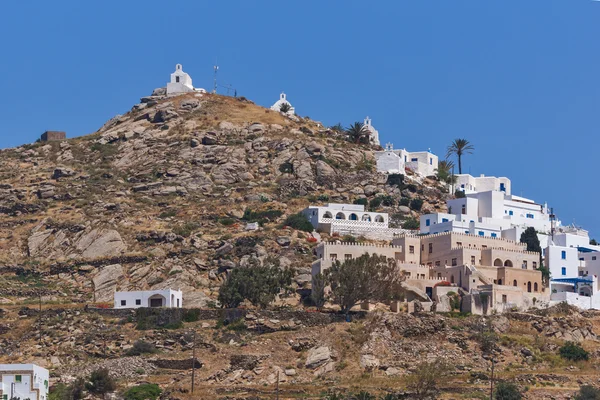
xmin=405 ymin=183 xmax=417 ymax=193
xmin=402 ymin=217 xmax=420 ymax=230
xmin=454 ymin=190 xmax=466 ymax=198
xmin=353 ymin=198 xmax=368 ymax=206
xmin=381 ymin=195 xmax=395 ymax=207
xmin=219 ymin=217 xmax=236 ymax=226
xmin=386 ymin=173 xmax=404 ymax=188
xmin=158 ymin=209 xmax=177 ymax=218
xmin=559 ymin=341 xmax=589 ymax=361
xmin=86 ymin=368 xmax=116 ymax=394
xmin=399 ymin=197 xmax=410 ymax=207
xmin=368 ymin=197 xmax=382 ymax=210
xmin=494 ymin=381 xmax=522 ymax=400
xmin=317 ymin=194 xmax=330 ymax=202
xmin=243 ymin=208 xmax=283 ymax=225
xmin=172 ymin=222 xmax=200 ymax=237
xmin=126 ymin=340 xmax=158 ymax=356
xmin=124 ymin=383 xmax=162 ymax=400
xmin=283 ymin=213 xmax=313 ymax=232
xmin=279 ymin=162 xmax=294 ymax=174
xmin=575 ymin=385 xmax=600 ymax=400
xmin=410 ymin=198 xmax=424 ymax=211
xmin=183 ymin=309 xmax=200 ymax=322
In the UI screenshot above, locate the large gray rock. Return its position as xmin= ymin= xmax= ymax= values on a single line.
xmin=360 ymin=354 xmax=380 ymax=370
xmin=305 ymin=346 xmax=331 ymax=369
xmin=151 ymin=87 xmax=167 ymax=96
xmin=92 ymin=264 xmax=124 ymax=302
xmin=76 ymin=229 xmax=127 ymax=259
xmin=315 ymin=160 xmax=335 ymax=180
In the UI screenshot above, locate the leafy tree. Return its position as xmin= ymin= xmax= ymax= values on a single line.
xmin=354 ymin=198 xmax=368 ymax=206
xmin=575 ymin=385 xmax=600 ymax=400
xmin=494 ymin=381 xmax=522 ymax=400
xmin=369 ymin=197 xmax=382 ymax=211
xmin=381 ymin=195 xmax=395 ymax=207
xmin=346 ymin=122 xmax=370 ymax=144
xmin=399 ymin=197 xmax=410 ymax=207
xmin=559 ymin=341 xmax=589 ymax=361
xmin=218 ymin=258 xmax=294 ymax=308
xmin=520 ymin=227 xmax=547 ymax=284
xmin=402 ymin=217 xmax=420 ymax=230
xmin=279 ymin=103 xmax=292 ymax=113
xmin=283 ymin=213 xmax=314 ymax=232
xmin=323 ymin=253 xmax=405 ymax=315
xmin=86 ymin=368 xmax=116 ymax=394
xmin=446 ymin=138 xmax=474 ymax=174
xmin=454 ymin=189 xmax=466 ymax=198
xmin=409 ymin=198 xmax=423 ymax=211
xmin=124 ymin=384 xmax=162 ymax=400
xmin=405 ymin=359 xmax=451 ymax=399
xmin=590 ymin=239 xmax=598 ymax=246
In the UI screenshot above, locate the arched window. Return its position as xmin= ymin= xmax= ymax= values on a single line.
xmin=527 ymin=281 xmax=532 ymax=293
xmin=534 ymin=282 xmax=538 ymax=292
xmin=336 ymin=212 xmax=345 ymax=220
xmin=374 ymin=215 xmax=384 ymax=223
xmin=349 ymin=213 xmax=358 ymax=221
xmin=504 ymin=260 xmax=513 ymax=268
xmin=361 ymin=214 xmax=371 ymax=222
xmin=450 ymin=275 xmax=455 ymax=284
xmin=323 ymin=211 xmax=333 ymax=219
xmin=494 ymin=259 xmax=503 ymax=267
xmin=513 ymin=280 xmax=517 ymax=287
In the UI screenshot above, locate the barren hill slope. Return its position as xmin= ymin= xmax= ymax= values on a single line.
xmin=0 ymin=92 xmax=448 ymax=306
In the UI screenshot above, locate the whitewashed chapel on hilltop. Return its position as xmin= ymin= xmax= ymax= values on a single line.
xmin=270 ymin=92 xmax=296 ymax=115
xmin=166 ymin=64 xmax=206 ymax=95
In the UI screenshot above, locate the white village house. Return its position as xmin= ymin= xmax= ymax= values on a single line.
xmin=270 ymin=92 xmax=295 ymax=116
xmin=166 ymin=64 xmax=206 ymax=95
xmin=0 ymin=364 xmax=49 ymax=400
xmin=455 ymin=174 xmax=511 ymax=195
xmin=114 ymin=289 xmax=183 ymax=309
xmin=374 ymin=143 xmax=439 ymax=177
xmin=301 ymin=203 xmax=412 ymax=240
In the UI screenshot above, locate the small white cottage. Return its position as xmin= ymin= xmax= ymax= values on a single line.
xmin=0 ymin=364 xmax=49 ymax=400
xmin=270 ymin=92 xmax=295 ymax=115
xmin=114 ymin=289 xmax=183 ymax=309
xmin=166 ymin=64 xmax=206 ymax=95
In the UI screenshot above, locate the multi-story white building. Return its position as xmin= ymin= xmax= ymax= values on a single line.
xmin=375 ymin=144 xmax=438 ymax=176
xmin=455 ymin=174 xmax=511 ymax=195
xmin=114 ymin=289 xmax=183 ymax=309
xmin=0 ymin=364 xmax=49 ymax=400
xmin=301 ymin=203 xmax=411 ymax=240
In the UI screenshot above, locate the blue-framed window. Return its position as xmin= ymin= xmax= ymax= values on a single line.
xmin=561 ymin=250 xmax=566 ymax=260
xmin=442 ymin=218 xmax=448 ymax=223
xmin=500 ymin=183 xmax=506 ymax=192
xmin=478 ymin=231 xmax=485 ymax=236
xmin=426 ymin=219 xmax=430 ymax=227
xmin=491 ymin=233 xmax=497 ymax=238
xmin=465 ymin=230 xmax=470 ymax=234
xmin=509 ymin=210 xmax=514 ymax=216
xmin=430 ymin=157 xmax=433 ymax=165
xmin=526 ymin=213 xmax=534 ymax=219
xmin=561 ymin=267 xmax=567 ymax=276
xmin=411 ymin=158 xmax=418 ymax=162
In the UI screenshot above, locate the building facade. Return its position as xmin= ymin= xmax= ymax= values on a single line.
xmin=114 ymin=289 xmax=183 ymax=309
xmin=166 ymin=64 xmax=205 ymax=95
xmin=40 ymin=131 xmax=66 ymax=142
xmin=0 ymin=364 xmax=49 ymax=400
xmin=363 ymin=117 xmax=380 ymax=146
xmin=374 ymin=144 xmax=438 ymax=176
xmin=455 ymin=174 xmax=511 ymax=195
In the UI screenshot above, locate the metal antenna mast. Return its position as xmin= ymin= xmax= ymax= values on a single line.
xmin=213 ymin=61 xmax=219 ymax=94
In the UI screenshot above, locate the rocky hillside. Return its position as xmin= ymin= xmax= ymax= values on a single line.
xmin=0 ymin=91 xmax=448 ymax=306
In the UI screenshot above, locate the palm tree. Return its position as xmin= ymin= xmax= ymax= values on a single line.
xmin=346 ymin=122 xmax=370 ymax=144
xmin=330 ymin=123 xmax=344 ymax=132
xmin=436 ymin=159 xmax=456 ymax=185
xmin=279 ymin=103 xmax=291 ymax=113
xmin=446 ymin=139 xmax=474 ymax=174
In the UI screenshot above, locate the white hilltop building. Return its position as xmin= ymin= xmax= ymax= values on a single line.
xmin=270 ymin=92 xmax=295 ymax=116
xmin=114 ymin=289 xmax=183 ymax=309
xmin=0 ymin=364 xmax=49 ymax=400
xmin=375 ymin=143 xmax=438 ymax=176
xmin=456 ymin=174 xmax=511 ymax=195
xmin=301 ymin=203 xmax=413 ymax=240
xmin=166 ymin=64 xmax=206 ymax=95
xmin=363 ymin=117 xmax=380 ymax=146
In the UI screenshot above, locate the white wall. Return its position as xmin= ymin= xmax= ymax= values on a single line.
xmin=0 ymin=364 xmax=49 ymax=400
xmin=456 ymin=174 xmax=511 ymax=195
xmin=375 ymin=151 xmax=404 ymax=173
xmin=546 ymin=245 xmax=579 ymax=279
xmin=114 ymin=289 xmax=183 ymax=309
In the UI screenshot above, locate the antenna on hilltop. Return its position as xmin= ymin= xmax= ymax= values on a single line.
xmin=213 ymin=59 xmax=219 ymax=94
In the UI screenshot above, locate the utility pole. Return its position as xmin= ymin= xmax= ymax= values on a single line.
xmin=191 ymin=330 xmax=196 ymax=394
xmin=276 ymin=370 xmax=280 ymax=400
xmin=489 ymin=357 xmax=495 ymax=400
xmin=213 ymin=63 xmax=219 ymax=94
xmin=38 ymin=292 xmax=42 ymax=344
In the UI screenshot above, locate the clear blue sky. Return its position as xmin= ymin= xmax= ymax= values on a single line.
xmin=1 ymin=1 xmax=598 ymax=237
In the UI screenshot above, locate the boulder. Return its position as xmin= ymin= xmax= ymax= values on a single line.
xmin=151 ymin=87 xmax=167 ymax=96
xmin=92 ymin=264 xmax=124 ymax=302
xmin=276 ymin=236 xmax=291 ymax=247
xmin=76 ymin=229 xmax=127 ymax=259
xmin=305 ymin=346 xmax=331 ymax=369
xmin=398 ymin=206 xmax=411 ymax=214
xmin=202 ymin=133 xmax=218 ymax=145
xmin=52 ymin=167 xmax=75 ymax=179
xmin=152 ymin=109 xmax=179 ymax=123
xmin=360 ymin=354 xmax=380 ymax=370
xmin=363 ymin=185 xmax=379 ymax=196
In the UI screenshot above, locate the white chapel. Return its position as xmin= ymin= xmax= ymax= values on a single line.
xmin=270 ymin=92 xmax=295 ymax=115
xmin=166 ymin=64 xmax=206 ymax=95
